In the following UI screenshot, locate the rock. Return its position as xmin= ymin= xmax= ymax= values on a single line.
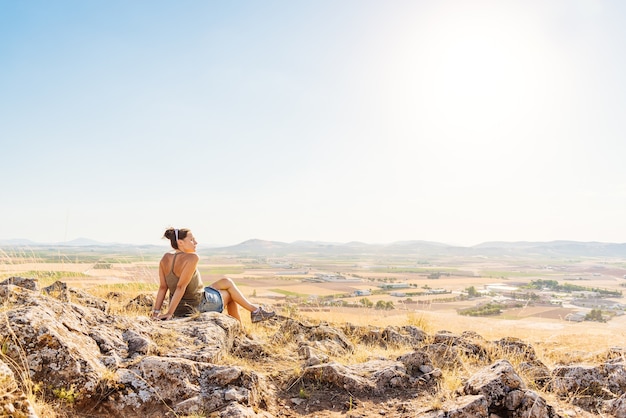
xmin=122 ymin=330 xmax=155 ymax=356
xmin=423 ymin=342 xmax=464 ymax=369
xmin=0 ymin=276 xmax=39 ymax=291
xmin=517 ymin=359 xmax=552 ymax=388
xmin=347 ymin=324 xmax=428 ymax=348
xmin=0 ymin=358 xmax=39 ymax=418
xmin=550 ymin=362 xmax=626 ymax=412
xmin=463 ymin=360 xmax=562 ymax=418
xmin=381 ymin=325 xmax=427 ymax=347
xmin=463 ymin=360 xmax=525 ymax=413
xmin=298 ymin=343 xmax=330 ymax=366
xmin=396 ymin=350 xmax=439 ymax=382
xmin=608 ymin=392 xmax=626 ymax=418
xmin=301 ymin=361 xmax=375 ymax=394
xmin=445 ymin=394 xmax=489 ymax=417
xmin=274 ymin=319 xmax=354 ymax=355
xmin=2 ymin=277 xmax=626 ymax=418
xmin=41 ymin=280 xmax=109 ymax=311
xmin=0 ymin=278 xmax=265 ymax=417
xmin=493 ymin=337 xmax=538 ymax=361
xmin=124 ymin=293 xmax=153 ymax=310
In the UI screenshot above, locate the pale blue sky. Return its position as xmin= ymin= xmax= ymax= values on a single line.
xmin=1 ymin=0 xmax=625 ymax=247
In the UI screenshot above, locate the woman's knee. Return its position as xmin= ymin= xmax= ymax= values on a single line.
xmin=212 ymin=277 xmax=234 ymax=289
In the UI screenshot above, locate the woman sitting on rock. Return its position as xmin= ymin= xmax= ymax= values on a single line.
xmin=151 ymin=227 xmax=275 ymax=323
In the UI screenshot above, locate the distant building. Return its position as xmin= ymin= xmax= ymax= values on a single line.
xmin=572 ymin=291 xmax=599 ymax=298
xmin=379 ymin=283 xmax=410 ymax=289
xmin=571 ymin=298 xmax=619 ymax=309
xmin=354 ymin=290 xmax=371 ymax=296
xmin=313 ymin=273 xmax=361 ymax=283
xmin=565 ymin=312 xmax=586 ymax=322
xmin=485 ymin=284 xmax=519 ymax=292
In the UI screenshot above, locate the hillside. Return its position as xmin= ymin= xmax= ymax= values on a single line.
xmin=1 ymin=276 xmax=624 ymax=417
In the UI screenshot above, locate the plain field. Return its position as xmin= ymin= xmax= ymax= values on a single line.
xmin=3 ymin=252 xmax=626 ymax=352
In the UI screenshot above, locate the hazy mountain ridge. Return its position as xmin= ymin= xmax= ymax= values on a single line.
xmin=211 ymin=239 xmax=626 ymax=258
xmin=0 ymin=237 xmax=129 ymax=247
xmin=474 ymin=240 xmax=626 ymax=257
xmin=2 ymin=237 xmax=626 ymax=258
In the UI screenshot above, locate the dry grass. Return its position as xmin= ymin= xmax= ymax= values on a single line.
xmin=0 ymin=282 xmax=616 ymax=417
xmin=341 ymin=342 xmax=408 ymax=364
xmin=2 ymin=250 xmax=626 ymax=417
xmin=437 ymin=366 xmax=464 ymax=400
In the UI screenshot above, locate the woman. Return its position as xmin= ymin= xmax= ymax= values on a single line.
xmin=151 ymin=227 xmax=275 ymax=323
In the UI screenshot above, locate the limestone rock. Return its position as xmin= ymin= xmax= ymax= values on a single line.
xmin=1 ymin=277 xmax=625 ymax=417
xmin=0 ymin=358 xmax=38 ymax=418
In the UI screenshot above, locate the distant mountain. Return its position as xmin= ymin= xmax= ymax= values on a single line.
xmin=204 ymin=239 xmax=626 ymax=258
xmin=473 ymin=241 xmax=626 ymax=257
xmin=229 ymin=239 xmax=291 ymax=250
xmin=0 ymin=238 xmax=39 ymax=246
xmin=2 ymin=237 xmax=626 ymax=258
xmin=0 ymin=238 xmax=166 ymax=249
xmin=0 ymin=237 xmax=110 ymax=246
xmin=206 ymin=239 xmax=441 ymax=256
xmin=57 ymin=237 xmax=108 ymax=246
xmin=474 ymin=240 xmax=584 ymax=249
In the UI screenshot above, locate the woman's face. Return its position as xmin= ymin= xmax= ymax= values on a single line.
xmin=178 ymin=232 xmax=198 ymax=253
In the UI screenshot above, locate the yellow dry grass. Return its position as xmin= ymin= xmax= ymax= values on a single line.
xmin=2 ymin=251 xmax=626 ymax=417
xmin=3 ymin=258 xmax=625 ymax=355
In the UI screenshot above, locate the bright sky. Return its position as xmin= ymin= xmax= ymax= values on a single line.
xmin=1 ymin=0 xmax=625 ymax=247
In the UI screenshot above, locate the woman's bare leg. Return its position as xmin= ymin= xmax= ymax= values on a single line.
xmin=221 ymin=295 xmax=241 ymax=321
xmin=211 ymin=277 xmax=258 ymax=313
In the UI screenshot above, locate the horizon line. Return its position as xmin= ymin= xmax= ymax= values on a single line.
xmin=1 ymin=237 xmax=626 ymax=248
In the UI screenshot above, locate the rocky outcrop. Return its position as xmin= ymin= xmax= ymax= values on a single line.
xmin=0 ymin=357 xmax=37 ymax=418
xmin=0 ymin=277 xmax=624 ymax=417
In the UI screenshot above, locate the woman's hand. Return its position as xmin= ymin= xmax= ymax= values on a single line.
xmin=156 ymin=312 xmax=174 ymax=321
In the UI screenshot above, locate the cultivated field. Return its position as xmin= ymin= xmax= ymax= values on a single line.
xmin=2 ymin=244 xmax=626 ymax=354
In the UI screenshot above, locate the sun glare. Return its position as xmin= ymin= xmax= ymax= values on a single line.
xmin=427 ymin=11 xmax=558 ymax=138
xmin=382 ymin=3 xmax=573 ymax=157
